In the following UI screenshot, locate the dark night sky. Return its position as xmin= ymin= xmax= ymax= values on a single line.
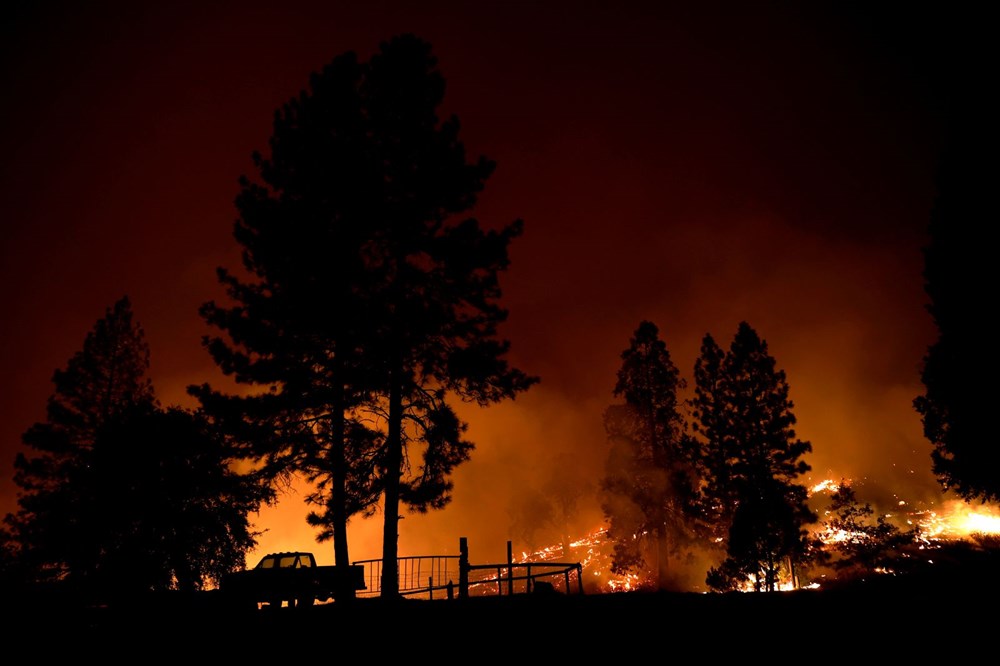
xmin=0 ymin=1 xmax=982 ymax=565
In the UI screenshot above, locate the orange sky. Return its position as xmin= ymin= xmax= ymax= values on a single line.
xmin=1 ymin=1 xmax=974 ymax=567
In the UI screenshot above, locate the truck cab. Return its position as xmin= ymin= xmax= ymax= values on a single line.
xmin=222 ymin=551 xmax=366 ymax=609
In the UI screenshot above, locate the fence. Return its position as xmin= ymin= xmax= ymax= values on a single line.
xmin=354 ymin=554 xmax=462 ymax=599
xmin=353 ymin=537 xmax=585 ymax=599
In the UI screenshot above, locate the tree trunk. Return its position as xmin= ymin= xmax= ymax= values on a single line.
xmin=329 ymin=368 xmax=351 ymax=583
xmin=656 ymin=526 xmax=670 ymax=590
xmin=380 ymin=362 xmax=404 ymax=598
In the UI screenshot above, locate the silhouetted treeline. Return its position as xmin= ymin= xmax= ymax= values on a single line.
xmin=1 ymin=297 xmax=271 ymax=597
xmin=4 ymin=27 xmax=994 ymax=602
xmin=2 ymin=35 xmax=538 ymax=599
xmin=600 ymin=321 xmax=817 ymax=592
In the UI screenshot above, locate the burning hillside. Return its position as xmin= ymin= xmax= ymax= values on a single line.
xmin=516 ymin=479 xmax=1000 ymax=594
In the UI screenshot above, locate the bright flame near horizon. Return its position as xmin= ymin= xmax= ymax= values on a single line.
xmin=810 ymin=479 xmax=841 ymax=495
xmin=246 ymin=475 xmax=1000 ymax=595
xmin=908 ymin=500 xmax=1000 ymax=539
xmin=515 ymin=481 xmax=1000 ymax=594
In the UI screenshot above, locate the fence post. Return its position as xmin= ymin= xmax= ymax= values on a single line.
xmin=507 ymin=541 xmax=514 ymax=596
xmin=459 ymin=537 xmax=469 ymax=599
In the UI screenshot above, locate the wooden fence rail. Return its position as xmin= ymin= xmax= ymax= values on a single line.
xmin=353 ymin=537 xmax=585 ymax=599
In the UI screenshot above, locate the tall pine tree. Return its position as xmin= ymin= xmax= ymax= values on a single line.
xmin=193 ymin=34 xmax=537 ymax=597
xmin=818 ymin=482 xmax=917 ymax=581
xmin=689 ymin=332 xmax=732 ymax=545
xmin=693 ymin=322 xmax=816 ymax=592
xmin=360 ymin=35 xmax=537 ymax=597
xmin=191 ymin=44 xmax=386 ymax=577
xmin=600 ymin=321 xmax=698 ymax=591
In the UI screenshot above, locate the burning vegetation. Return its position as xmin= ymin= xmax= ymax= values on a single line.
xmin=516 ymin=478 xmax=1000 ymax=595
xmin=502 ymin=298 xmax=1000 ymax=598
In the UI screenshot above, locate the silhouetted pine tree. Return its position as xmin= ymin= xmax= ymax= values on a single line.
xmin=193 ymin=34 xmax=537 ymax=597
xmin=694 ymin=322 xmax=816 ymax=592
xmin=362 ymin=35 xmax=537 ymax=597
xmin=914 ymin=141 xmax=997 ymax=504
xmin=689 ymin=332 xmax=732 ymax=546
xmin=600 ymin=321 xmax=699 ymax=591
xmin=6 ymin=296 xmax=156 ymax=588
xmin=190 ymin=47 xmax=387 ymax=576
xmin=5 ymin=297 xmax=269 ymax=596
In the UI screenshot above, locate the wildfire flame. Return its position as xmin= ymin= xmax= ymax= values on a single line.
xmin=907 ymin=501 xmax=1000 ymax=540
xmin=519 ymin=479 xmax=1000 ymax=594
xmin=516 ymin=528 xmax=642 ymax=593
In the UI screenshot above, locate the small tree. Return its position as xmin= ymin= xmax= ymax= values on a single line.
xmin=508 ymin=452 xmax=593 ymax=558
xmin=600 ymin=321 xmax=699 ymax=590
xmin=507 ymin=490 xmax=556 ymax=555
xmin=82 ymin=405 xmax=272 ymax=594
xmin=818 ymin=482 xmax=917 ymax=581
xmin=543 ymin=452 xmax=594 ymax=559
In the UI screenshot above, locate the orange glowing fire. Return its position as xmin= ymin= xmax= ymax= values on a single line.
xmin=516 ymin=527 xmax=642 ymax=593
xmin=907 ymin=501 xmax=1000 ymax=540
xmin=518 ymin=480 xmax=1000 ymax=594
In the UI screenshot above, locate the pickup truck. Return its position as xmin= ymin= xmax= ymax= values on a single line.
xmin=221 ymin=551 xmax=367 ymax=609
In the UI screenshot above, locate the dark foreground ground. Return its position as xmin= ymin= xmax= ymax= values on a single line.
xmin=10 ymin=557 xmax=998 ymax=660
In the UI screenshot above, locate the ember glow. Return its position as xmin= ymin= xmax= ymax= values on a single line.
xmin=516 ymin=527 xmax=642 ymax=593
xmin=511 ymin=479 xmax=1000 ymax=594
xmin=810 ymin=480 xmax=841 ymax=495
